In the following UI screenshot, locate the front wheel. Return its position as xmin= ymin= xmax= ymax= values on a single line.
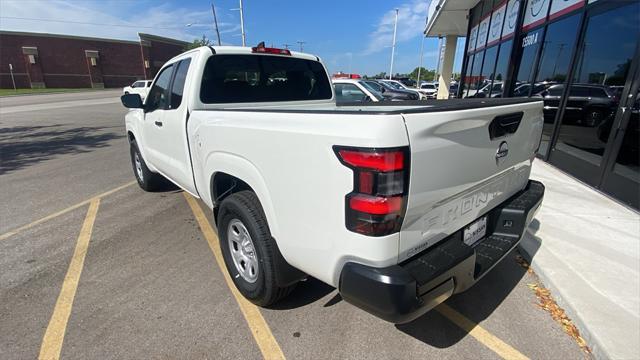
xmin=218 ymin=191 xmax=296 ymax=306
xmin=129 ymin=140 xmax=167 ymax=191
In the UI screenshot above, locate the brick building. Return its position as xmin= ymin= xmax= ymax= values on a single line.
xmin=0 ymin=31 xmax=188 ymax=89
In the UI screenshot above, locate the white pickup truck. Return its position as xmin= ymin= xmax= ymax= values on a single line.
xmin=121 ymin=45 xmax=545 ymax=323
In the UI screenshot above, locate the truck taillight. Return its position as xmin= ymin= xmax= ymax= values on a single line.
xmin=335 ymin=146 xmax=410 ymax=236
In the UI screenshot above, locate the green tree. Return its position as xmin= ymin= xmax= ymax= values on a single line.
xmin=409 ymin=67 xmax=436 ymax=83
xmin=187 ymin=35 xmax=211 ymax=50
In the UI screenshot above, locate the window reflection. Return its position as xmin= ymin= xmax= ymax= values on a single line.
xmin=534 ymin=13 xmax=581 ymax=156
xmin=491 ymin=40 xmax=513 ymax=97
xmin=464 ymin=50 xmax=485 ymax=97
xmin=554 ymin=2 xmax=639 ymax=169
xmin=470 ymin=45 xmax=498 ymax=98
xmin=512 ymin=27 xmax=544 ymax=96
xmin=462 ymin=54 xmax=474 ymax=97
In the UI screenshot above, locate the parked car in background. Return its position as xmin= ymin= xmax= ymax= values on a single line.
xmin=469 ymin=82 xmax=503 ymax=98
xmin=419 ymin=83 xmax=437 ymax=99
xmin=363 ymin=80 xmax=418 ymax=101
xmin=333 ymin=79 xmax=383 ymax=103
xmin=379 ymin=79 xmax=425 ymax=100
xmin=512 ymin=82 xmax=551 ymax=97
xmin=394 ymin=77 xmax=416 ymax=87
xmin=123 ymin=80 xmax=152 ymax=100
xmin=541 ymin=84 xmax=618 ymax=126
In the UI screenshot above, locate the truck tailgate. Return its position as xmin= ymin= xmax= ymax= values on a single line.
xmin=399 ymin=101 xmax=543 ymax=261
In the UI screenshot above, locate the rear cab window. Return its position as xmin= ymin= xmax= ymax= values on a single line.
xmin=200 ymin=54 xmax=332 ymax=103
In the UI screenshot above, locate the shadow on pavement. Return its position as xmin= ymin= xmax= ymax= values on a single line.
xmin=268 ymin=277 xmax=335 ymax=310
xmin=396 ymin=249 xmax=529 ymax=348
xmin=0 ymin=124 xmax=122 ymax=174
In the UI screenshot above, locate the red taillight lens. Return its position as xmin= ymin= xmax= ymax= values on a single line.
xmin=349 ymin=195 xmax=403 ymax=215
xmin=338 ymin=149 xmax=404 ymax=172
xmin=251 ymin=46 xmax=291 ymax=55
xmin=335 ymin=146 xmax=410 ymax=237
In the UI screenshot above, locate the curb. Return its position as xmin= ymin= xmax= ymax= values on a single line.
xmin=518 ymin=232 xmax=605 ymax=360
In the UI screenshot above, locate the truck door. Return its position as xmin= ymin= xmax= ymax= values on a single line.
xmin=141 ymin=64 xmax=174 ymax=171
xmin=143 ymin=58 xmax=198 ymax=194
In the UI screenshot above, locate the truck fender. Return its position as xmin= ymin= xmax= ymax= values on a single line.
xmin=202 ymin=152 xmax=281 ymax=242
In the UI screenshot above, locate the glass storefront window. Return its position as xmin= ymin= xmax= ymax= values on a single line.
xmin=492 ymin=39 xmax=513 ymax=97
xmin=472 ymin=45 xmax=498 ymax=98
xmin=552 ymin=1 xmax=639 ymax=186
xmin=534 ymin=13 xmax=581 ymax=156
xmin=535 ymin=13 xmax=581 ymax=84
xmin=464 ymin=50 xmax=485 ymax=98
xmin=512 ymin=27 xmax=545 ymax=96
xmin=461 ymin=54 xmax=474 ymax=98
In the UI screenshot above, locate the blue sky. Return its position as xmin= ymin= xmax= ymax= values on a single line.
xmin=0 ymin=0 xmax=465 ymax=75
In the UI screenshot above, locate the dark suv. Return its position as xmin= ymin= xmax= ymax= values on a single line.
xmin=541 ymin=84 xmax=618 ymax=126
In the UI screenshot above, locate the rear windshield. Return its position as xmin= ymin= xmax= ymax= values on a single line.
xmin=200 ymin=54 xmax=332 ymax=103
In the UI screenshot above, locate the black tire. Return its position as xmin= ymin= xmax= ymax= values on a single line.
xmin=218 ymin=190 xmax=296 ymax=306
xmin=129 ymin=140 xmax=166 ymax=191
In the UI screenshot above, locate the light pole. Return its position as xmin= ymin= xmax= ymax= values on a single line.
xmin=389 ymin=8 xmax=399 ymax=80
xmin=211 ymin=2 xmax=222 ymax=46
xmin=297 ymin=41 xmax=306 ymax=52
xmin=416 ymin=34 xmax=425 ymax=88
xmin=231 ymin=0 xmax=246 ymax=46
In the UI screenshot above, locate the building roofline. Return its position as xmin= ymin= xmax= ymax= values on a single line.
xmin=0 ymin=30 xmax=141 ymax=45
xmin=0 ymin=30 xmax=188 ymax=47
xmin=138 ymin=33 xmax=189 ymax=46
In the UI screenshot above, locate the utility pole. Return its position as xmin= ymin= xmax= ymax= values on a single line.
xmin=416 ymin=4 xmax=429 ymax=88
xmin=233 ymin=0 xmax=246 ymax=46
xmin=282 ymin=44 xmax=291 ymax=49
xmin=389 ymin=8 xmax=399 ymax=80
xmin=211 ymin=2 xmax=222 ymax=46
xmin=434 ymin=36 xmax=442 ymax=81
xmin=416 ymin=34 xmax=425 ymax=88
xmin=297 ymin=41 xmax=306 ymax=52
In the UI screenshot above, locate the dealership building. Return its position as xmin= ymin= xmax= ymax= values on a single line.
xmin=426 ymin=0 xmax=639 ymax=209
xmin=0 ymin=31 xmax=187 ymax=89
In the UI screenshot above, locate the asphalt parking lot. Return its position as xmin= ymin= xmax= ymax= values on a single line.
xmin=0 ymin=90 xmax=587 ymax=359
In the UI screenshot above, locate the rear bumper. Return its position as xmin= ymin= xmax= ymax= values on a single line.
xmin=338 ymin=180 xmax=544 ymax=323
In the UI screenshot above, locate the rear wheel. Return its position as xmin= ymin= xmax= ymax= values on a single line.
xmin=129 ymin=140 xmax=166 ymax=191
xmin=218 ymin=191 xmax=296 ymax=306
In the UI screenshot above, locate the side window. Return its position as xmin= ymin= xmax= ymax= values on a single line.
xmin=589 ymin=88 xmax=607 ymax=98
xmin=146 ymin=65 xmax=173 ymax=112
xmin=569 ymin=86 xmax=589 ymax=97
xmin=335 ymin=83 xmax=367 ymax=102
xmin=170 ymin=59 xmax=191 ymax=110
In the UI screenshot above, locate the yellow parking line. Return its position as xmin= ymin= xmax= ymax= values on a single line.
xmin=0 ymin=180 xmax=135 ymax=241
xmin=436 ymin=303 xmax=529 ymax=360
xmin=183 ymin=193 xmax=285 ymax=360
xmin=39 ymin=198 xmax=100 ymax=360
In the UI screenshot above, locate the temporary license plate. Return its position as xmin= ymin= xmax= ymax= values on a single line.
xmin=463 ymin=216 xmax=487 ymax=246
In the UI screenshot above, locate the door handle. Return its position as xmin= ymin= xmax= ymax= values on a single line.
xmin=154 ymin=121 xmax=163 ymax=127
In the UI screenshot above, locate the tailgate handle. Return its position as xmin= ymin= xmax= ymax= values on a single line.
xmin=489 ymin=112 xmax=523 ymax=140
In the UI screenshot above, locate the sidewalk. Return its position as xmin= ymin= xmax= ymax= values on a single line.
xmin=519 ymin=160 xmax=640 ymax=359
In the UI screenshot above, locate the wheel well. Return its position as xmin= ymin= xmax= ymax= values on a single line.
xmin=211 ymin=172 xmax=252 ymax=220
xmin=127 ymin=131 xmax=135 ymax=143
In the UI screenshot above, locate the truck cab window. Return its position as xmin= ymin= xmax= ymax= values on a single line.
xmin=170 ymin=59 xmax=191 ymax=109
xmin=146 ymin=65 xmax=174 ymax=112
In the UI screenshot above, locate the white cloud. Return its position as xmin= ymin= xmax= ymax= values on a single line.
xmin=363 ymin=0 xmax=429 ymax=55
xmin=0 ymin=0 xmax=241 ymax=44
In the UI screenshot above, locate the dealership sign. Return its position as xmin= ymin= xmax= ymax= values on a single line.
xmin=522 ymin=0 xmax=549 ymax=31
xmin=475 ymin=15 xmax=491 ymax=50
xmin=487 ymin=2 xmax=506 ymax=47
xmin=549 ymin=0 xmax=584 ymax=20
xmin=502 ymin=0 xmax=521 ymax=40
xmin=467 ymin=24 xmax=479 ymax=53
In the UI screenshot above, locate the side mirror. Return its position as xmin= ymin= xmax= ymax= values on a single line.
xmin=380 ymin=87 xmax=386 ymax=93
xmin=121 ymin=93 xmax=143 ymax=109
